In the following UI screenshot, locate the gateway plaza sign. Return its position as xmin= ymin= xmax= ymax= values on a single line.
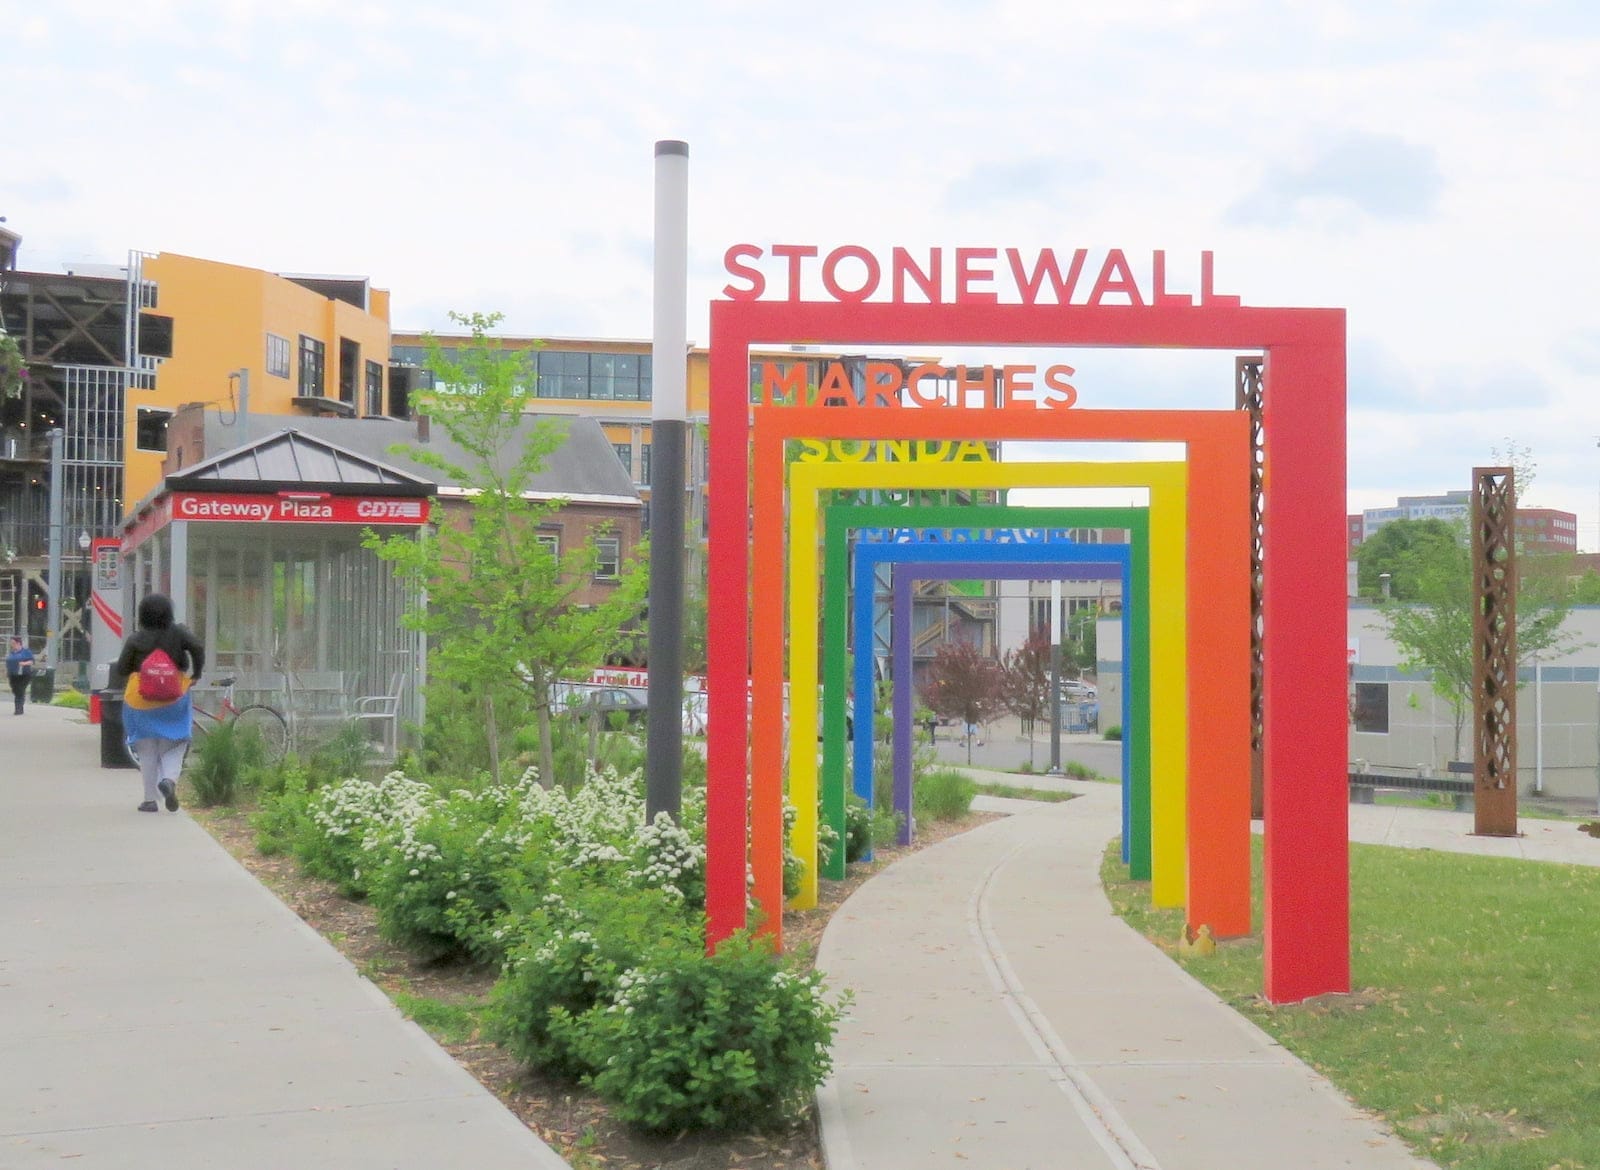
xmin=172 ymin=493 xmax=427 ymax=524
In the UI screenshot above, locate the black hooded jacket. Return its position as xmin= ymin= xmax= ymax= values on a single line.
xmin=112 ymin=593 xmax=205 ymax=687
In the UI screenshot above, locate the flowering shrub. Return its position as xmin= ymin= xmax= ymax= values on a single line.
xmin=367 ymin=775 xmax=548 ymax=963
xmin=489 ymin=883 xmax=699 ymax=1077
xmin=559 ymin=931 xmax=848 ymax=1132
xmin=297 ymin=770 xmax=439 ymax=896
xmin=278 ymin=754 xmax=848 ymax=1136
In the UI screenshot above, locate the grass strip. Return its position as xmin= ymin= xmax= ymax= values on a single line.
xmin=972 ymin=782 xmax=1077 ymax=803
xmin=1101 ymin=836 xmax=1600 ymax=1170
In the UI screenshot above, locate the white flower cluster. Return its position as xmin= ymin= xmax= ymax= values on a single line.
xmin=309 ymin=770 xmax=440 ymax=855
xmin=607 ymin=966 xmax=660 ymax=1016
xmin=627 ymin=812 xmax=706 ymax=903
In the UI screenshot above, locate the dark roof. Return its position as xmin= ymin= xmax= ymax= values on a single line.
xmin=199 ymin=412 xmax=639 ymax=502
xmin=168 ymin=428 xmax=433 ymax=496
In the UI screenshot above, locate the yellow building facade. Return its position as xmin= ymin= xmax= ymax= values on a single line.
xmin=127 ymin=254 xmax=393 ymax=511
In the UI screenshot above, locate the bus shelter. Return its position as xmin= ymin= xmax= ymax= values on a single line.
xmin=118 ymin=429 xmax=430 ymax=742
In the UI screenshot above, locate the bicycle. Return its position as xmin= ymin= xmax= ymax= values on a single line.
xmin=191 ymin=676 xmax=290 ymax=763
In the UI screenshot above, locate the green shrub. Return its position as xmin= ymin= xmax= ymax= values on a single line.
xmin=843 ymin=794 xmax=904 ymax=863
xmin=561 ymin=932 xmax=846 ymax=1132
xmin=186 ymin=721 xmax=270 ymax=807
xmin=1103 ymin=724 xmax=1122 ymax=741
xmin=368 ymin=781 xmax=545 ymax=964
xmin=915 ymin=767 xmax=976 ymax=821
xmin=844 ymin=794 xmax=873 ymax=863
xmin=253 ymin=761 xmax=313 ymax=855
xmin=51 ymin=687 xmax=90 ymax=710
xmin=490 ymin=883 xmax=698 ymax=1078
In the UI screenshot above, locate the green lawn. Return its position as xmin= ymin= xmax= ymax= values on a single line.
xmin=1102 ymin=838 xmax=1600 ymax=1170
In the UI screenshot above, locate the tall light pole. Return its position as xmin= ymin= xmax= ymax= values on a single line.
xmin=44 ymin=427 xmax=64 ymax=671
xmin=1047 ymin=580 xmax=1062 ymax=773
xmin=645 ymin=139 xmax=689 ymax=822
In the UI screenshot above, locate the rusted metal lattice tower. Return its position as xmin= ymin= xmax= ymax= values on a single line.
xmin=1472 ymin=466 xmax=1518 ymax=837
xmin=1236 ymin=356 xmax=1266 ymax=820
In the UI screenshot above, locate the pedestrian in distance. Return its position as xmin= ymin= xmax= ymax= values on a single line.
xmin=5 ymin=635 xmax=35 ymax=715
xmin=113 ymin=593 xmax=205 ymax=814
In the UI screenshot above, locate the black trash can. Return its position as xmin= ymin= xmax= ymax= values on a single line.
xmin=99 ymin=691 xmax=137 ymax=769
xmin=29 ymin=667 xmax=55 ymax=704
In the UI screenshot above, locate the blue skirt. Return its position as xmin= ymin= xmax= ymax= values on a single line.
xmin=124 ymin=693 xmax=194 ymax=745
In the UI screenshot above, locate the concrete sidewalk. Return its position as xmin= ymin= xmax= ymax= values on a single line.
xmin=1 ymin=705 xmax=568 ymax=1170
xmin=815 ymin=776 xmax=1439 ymax=1170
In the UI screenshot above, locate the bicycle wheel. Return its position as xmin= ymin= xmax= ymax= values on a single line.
xmin=233 ymin=705 xmax=290 ymax=763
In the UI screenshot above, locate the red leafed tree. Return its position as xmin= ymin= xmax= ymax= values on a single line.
xmin=918 ymin=639 xmax=1005 ymax=763
xmin=1000 ymin=629 xmax=1052 ymax=769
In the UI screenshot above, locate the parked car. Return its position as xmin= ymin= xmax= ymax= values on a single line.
xmin=563 ymin=686 xmax=647 ymax=725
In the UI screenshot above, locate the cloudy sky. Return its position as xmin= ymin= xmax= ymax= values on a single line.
xmin=5 ymin=1 xmax=1598 ymax=541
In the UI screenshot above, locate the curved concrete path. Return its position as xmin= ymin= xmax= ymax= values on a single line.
xmin=815 ymin=777 xmax=1437 ymax=1170
xmin=0 ymin=704 xmax=569 ymax=1170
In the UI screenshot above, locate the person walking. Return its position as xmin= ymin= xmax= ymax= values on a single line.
xmin=113 ymin=593 xmax=205 ymax=813
xmin=5 ymin=636 xmax=35 ymax=715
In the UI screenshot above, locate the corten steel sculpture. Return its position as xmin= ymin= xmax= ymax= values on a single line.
xmin=1472 ymin=466 xmax=1518 ymax=837
xmin=706 ymin=288 xmax=1348 ymax=1003
xmin=1236 ymin=356 xmax=1266 ymax=820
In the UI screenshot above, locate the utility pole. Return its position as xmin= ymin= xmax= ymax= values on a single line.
xmin=645 ymin=139 xmax=688 ymax=822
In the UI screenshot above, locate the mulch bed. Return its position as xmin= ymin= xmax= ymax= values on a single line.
xmin=192 ymin=804 xmax=997 ymax=1170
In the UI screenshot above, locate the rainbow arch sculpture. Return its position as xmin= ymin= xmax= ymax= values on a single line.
xmin=823 ymin=502 xmax=1151 ymax=870
xmin=703 ymin=291 xmax=1348 ymax=1003
xmin=850 ymin=543 xmax=1131 ymax=846
xmin=791 ymin=459 xmax=1206 ymax=917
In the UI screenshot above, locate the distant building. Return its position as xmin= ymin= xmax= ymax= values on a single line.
xmin=1351 ymin=491 xmax=1577 ymax=555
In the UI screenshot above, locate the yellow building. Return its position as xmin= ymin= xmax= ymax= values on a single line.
xmin=127 ymin=254 xmax=394 ymax=511
xmin=387 ymin=332 xmax=851 ymax=521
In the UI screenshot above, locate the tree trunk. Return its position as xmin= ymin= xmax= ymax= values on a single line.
xmin=536 ymin=703 xmax=556 ymax=789
xmin=485 ymin=691 xmax=501 ymax=784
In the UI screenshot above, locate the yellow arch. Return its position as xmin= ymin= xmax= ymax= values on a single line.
xmin=787 ymin=459 xmax=1187 ymax=908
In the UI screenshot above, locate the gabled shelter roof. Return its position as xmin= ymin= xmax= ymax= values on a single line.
xmin=166 ymin=427 xmax=434 ymax=496
xmin=199 ymin=412 xmax=640 ymax=504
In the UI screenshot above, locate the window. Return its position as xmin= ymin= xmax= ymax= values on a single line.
xmin=298 ymin=336 xmax=326 ymax=396
xmin=536 ymin=350 xmax=589 ymax=399
xmin=365 ymin=360 xmax=384 ymax=416
xmin=536 ymin=531 xmax=560 ymax=558
xmin=339 ymin=338 xmax=359 ymax=404
xmin=612 ymin=442 xmax=632 ymax=476
xmin=1351 ymin=683 xmax=1389 ymax=734
xmin=535 ymin=351 xmax=652 ymax=401
xmin=638 ymin=443 xmax=652 ymax=485
xmin=266 ymin=333 xmax=291 ymax=378
xmin=594 ymin=536 xmax=620 ymax=579
xmin=135 ymin=407 xmax=172 ymax=453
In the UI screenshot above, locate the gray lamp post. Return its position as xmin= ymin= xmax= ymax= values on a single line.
xmin=645 ymin=139 xmax=689 ymax=822
xmin=44 ymin=428 xmax=64 ymax=669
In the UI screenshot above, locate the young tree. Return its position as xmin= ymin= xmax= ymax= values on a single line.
xmin=1379 ymin=520 xmax=1575 ymax=760
xmin=917 ymin=639 xmax=1004 ymax=764
xmin=367 ymin=312 xmax=649 ymax=785
xmin=1000 ymin=629 xmax=1052 ymax=769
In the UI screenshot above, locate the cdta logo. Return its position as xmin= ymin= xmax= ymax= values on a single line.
xmin=356 ymin=500 xmax=424 ymax=520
